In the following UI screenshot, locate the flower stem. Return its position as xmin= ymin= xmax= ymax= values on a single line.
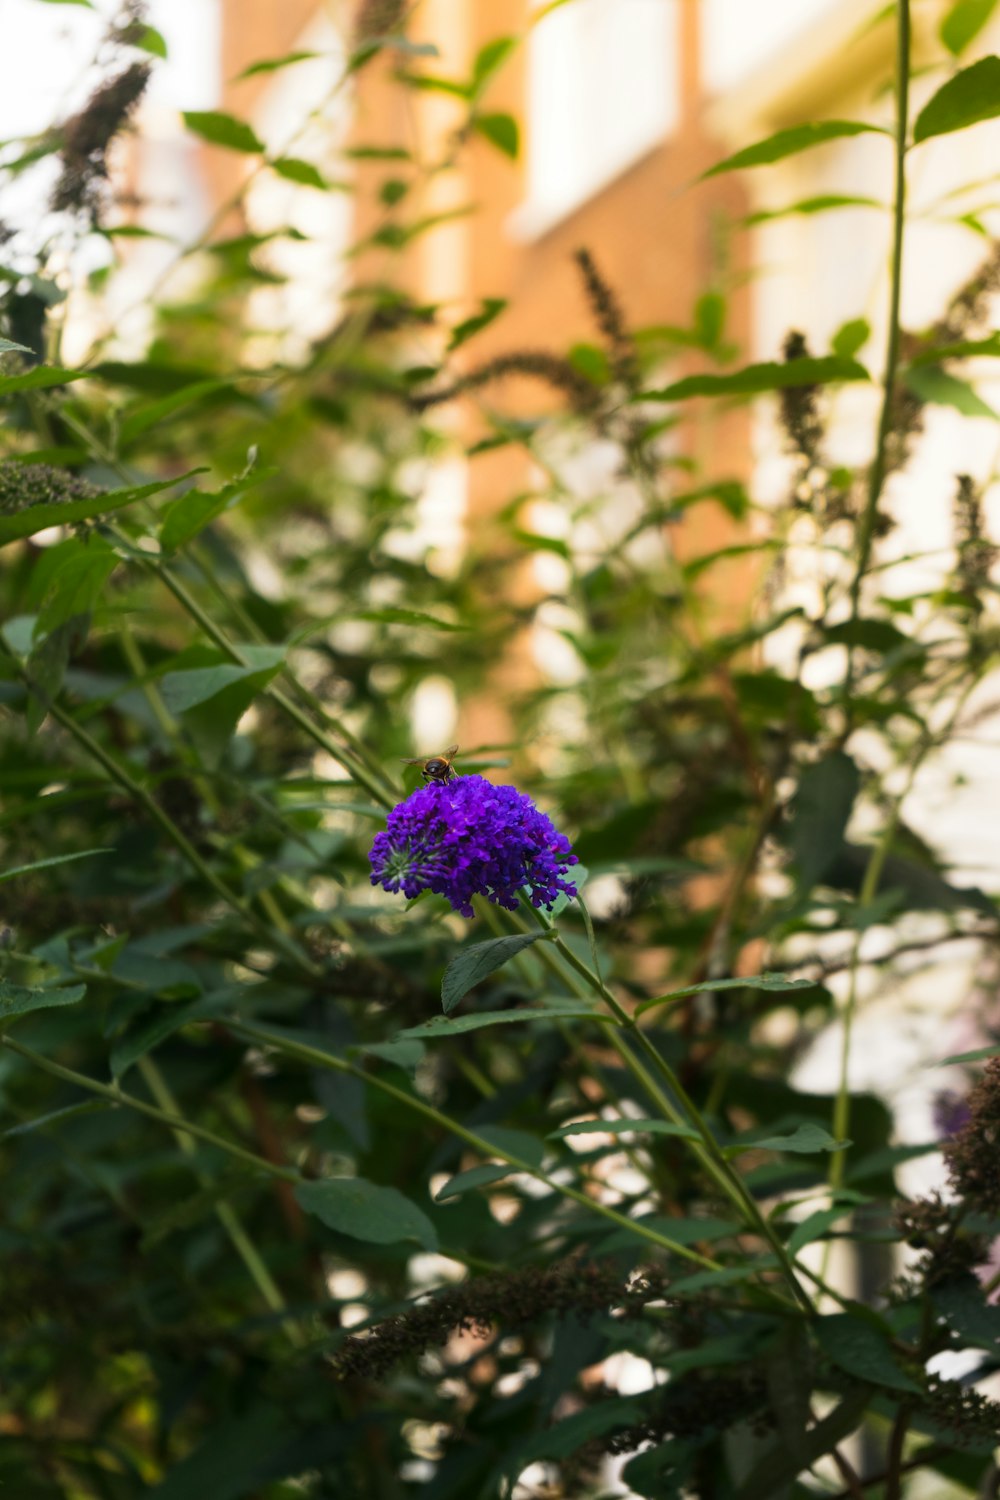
xmin=229 ymin=1018 xmax=730 ymax=1274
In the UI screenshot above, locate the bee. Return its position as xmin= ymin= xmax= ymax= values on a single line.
xmin=400 ymin=744 xmax=460 ymax=783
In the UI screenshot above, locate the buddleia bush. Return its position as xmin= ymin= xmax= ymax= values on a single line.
xmin=1 ymin=2 xmax=1000 ymax=1497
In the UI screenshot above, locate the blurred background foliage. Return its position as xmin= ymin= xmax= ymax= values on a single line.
xmin=2 ymin=1 xmax=1000 ymax=1496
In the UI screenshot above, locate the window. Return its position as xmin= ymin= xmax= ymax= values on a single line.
xmin=521 ymin=0 xmax=679 ymax=236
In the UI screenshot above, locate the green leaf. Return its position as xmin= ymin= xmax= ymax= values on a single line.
xmin=905 ymin=363 xmax=998 ymax=419
xmin=0 ymin=473 xmax=197 ymax=548
xmin=0 ymin=337 xmax=34 ymax=356
xmin=745 ymin=194 xmax=883 ymax=226
xmin=0 ymin=848 xmax=111 ymax=884
xmin=786 ymin=1203 xmax=855 ymax=1255
xmin=269 ymin=156 xmax=329 ymax=190
xmin=941 ymin=0 xmax=1000 ymax=53
xmin=159 ymin=646 xmax=285 ymax=715
xmin=476 ymin=1125 xmax=545 ymax=1166
xmin=294 ymin=1177 xmax=437 ymax=1250
xmin=788 ymin=751 xmax=860 ymax=893
xmin=182 ymin=111 xmax=265 ymax=154
xmin=732 ymin=1124 xmax=850 ymax=1155
xmin=703 ymin=121 xmax=888 ymax=178
xmin=472 ymin=112 xmax=520 ymax=159
xmin=0 ymin=365 xmax=87 ymax=398
xmin=356 ymin=606 xmax=470 ymax=631
xmin=236 ymin=50 xmax=320 ymax=79
xmin=548 ymin=1117 xmax=700 ymax=1141
xmin=110 ymin=997 xmax=225 ymax=1081
xmin=448 ymin=296 xmax=507 ymax=351
xmin=434 ymin=1162 xmax=513 ymax=1200
xmin=937 ymin=1044 xmax=1000 ymax=1065
xmin=637 ymin=973 xmax=815 ymax=1017
xmin=441 ymin=931 xmax=549 ymax=1013
xmin=815 ymin=1311 xmax=923 ymax=1394
xmin=471 ymin=36 xmax=517 ymax=92
xmin=910 ymin=332 xmax=1000 ymax=365
xmin=0 ymin=981 xmax=86 ymax=1022
xmin=640 ymin=356 xmax=870 ymax=402
xmin=129 ymin=24 xmax=168 ymax=58
xmin=914 ymin=55 xmax=1000 ymax=143
xmin=832 ymin=317 xmax=871 ymax=359
xmin=36 ymin=540 xmax=117 ymax=634
xmin=159 ymin=471 xmax=265 ymax=551
xmin=398 ymin=1000 xmax=601 ymax=1039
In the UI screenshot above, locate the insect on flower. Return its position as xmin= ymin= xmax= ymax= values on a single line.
xmin=400 ymin=743 xmax=459 ymax=783
xmin=370 ymin=774 xmax=577 ymax=917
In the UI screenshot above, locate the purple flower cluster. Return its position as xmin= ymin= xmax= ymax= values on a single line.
xmin=369 ymin=774 xmax=578 ymax=918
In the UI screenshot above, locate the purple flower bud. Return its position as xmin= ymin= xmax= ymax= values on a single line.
xmin=369 ymin=774 xmax=578 ymax=919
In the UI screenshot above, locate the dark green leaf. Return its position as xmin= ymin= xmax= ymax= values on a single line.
xmin=160 ymin=646 xmax=285 ymax=714
xmin=736 ymin=1387 xmax=872 ymax=1500
xmin=434 ymin=1162 xmax=513 ymax=1199
xmin=786 ymin=1204 xmax=854 ymax=1255
xmin=399 ymin=1000 xmax=601 ymax=1039
xmin=441 ymin=931 xmax=549 ymax=1013
xmin=788 ymin=751 xmax=860 ymax=892
xmin=356 ymin=606 xmax=469 ymax=630
xmin=0 ymin=981 xmax=86 ymax=1022
xmin=637 ymin=973 xmax=814 ymax=1017
xmin=640 ymin=357 xmax=869 ymax=402
xmin=472 ymin=112 xmax=519 ymax=159
xmin=703 ymin=121 xmax=888 ymax=178
xmin=941 ymin=0 xmax=1000 ymax=53
xmin=182 ymin=111 xmax=265 ymax=154
xmin=815 ymin=1311 xmax=923 ymax=1393
xmin=937 ymin=1044 xmax=1000 ymax=1065
xmin=733 ymin=1124 xmax=850 ymax=1155
xmin=548 ymin=1117 xmax=700 ymax=1141
xmin=0 ymin=365 xmax=87 ymax=397
xmin=0 ymin=848 xmax=111 ymax=884
xmin=914 ymin=55 xmax=1000 ymax=143
xmin=295 ymin=1177 xmax=437 ymax=1250
xmin=905 ymin=363 xmax=998 ymax=419
xmin=0 ymin=473 xmax=196 ymax=548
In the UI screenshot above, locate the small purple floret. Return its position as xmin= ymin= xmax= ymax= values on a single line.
xmin=369 ymin=774 xmax=578 ymax=918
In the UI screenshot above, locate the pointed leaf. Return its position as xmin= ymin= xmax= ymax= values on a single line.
xmin=295 ymin=1177 xmax=437 ymax=1250
xmin=472 ymin=112 xmax=519 ymax=159
xmin=914 ymin=55 xmax=1000 ymax=143
xmin=816 ymin=1311 xmax=923 ymax=1393
xmin=549 ymin=1117 xmax=700 ymax=1141
xmin=0 ymin=848 xmax=111 ymax=884
xmin=159 ymin=646 xmax=285 ymax=714
xmin=399 ymin=1000 xmax=601 ymax=1039
xmin=440 ymin=931 xmax=549 ymax=1013
xmin=236 ymin=50 xmax=320 ymax=79
xmin=732 ymin=1124 xmax=850 ymax=1155
xmin=0 ymin=473 xmax=198 ymax=548
xmin=941 ymin=0 xmax=1000 ymax=52
xmin=434 ymin=1162 xmax=513 ymax=1200
xmin=269 ymin=157 xmax=330 ymax=190
xmin=905 ymin=363 xmax=998 ymax=419
xmin=0 ymin=981 xmax=86 ymax=1021
xmin=637 ymin=973 xmax=815 ymax=1017
xmin=703 ymin=121 xmax=888 ymax=178
xmin=182 ymin=110 xmax=265 ymax=154
xmin=788 ymin=750 xmax=860 ymax=892
xmin=640 ymin=356 xmax=869 ymax=402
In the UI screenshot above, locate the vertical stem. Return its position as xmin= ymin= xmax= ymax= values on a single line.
xmin=846 ymin=0 xmax=910 ymax=656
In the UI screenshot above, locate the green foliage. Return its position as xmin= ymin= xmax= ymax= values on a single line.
xmin=1 ymin=4 xmax=999 ymax=1497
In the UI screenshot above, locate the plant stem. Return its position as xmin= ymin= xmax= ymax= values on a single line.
xmin=3 ymin=1035 xmax=299 ymax=1182
xmin=137 ymin=1056 xmax=301 ymax=1339
xmin=522 ymin=906 xmax=812 ymax=1313
xmin=845 ymin=0 xmax=910 ymax=689
xmin=229 ymin=1018 xmax=730 ymax=1274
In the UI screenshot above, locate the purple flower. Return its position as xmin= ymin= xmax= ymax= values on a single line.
xmin=369 ymin=774 xmax=578 ymax=918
